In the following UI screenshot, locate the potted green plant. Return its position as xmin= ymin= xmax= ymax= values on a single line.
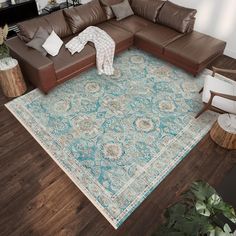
xmin=155 ymin=181 xmax=236 ymax=236
xmin=0 ymin=25 xmax=18 ymax=71
xmin=0 ymin=24 xmax=9 ymax=59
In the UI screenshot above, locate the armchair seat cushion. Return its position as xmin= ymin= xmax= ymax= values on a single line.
xmin=202 ymin=75 xmax=236 ymax=114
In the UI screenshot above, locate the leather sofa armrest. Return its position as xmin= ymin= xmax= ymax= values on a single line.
xmin=6 ymin=36 xmax=57 ymax=93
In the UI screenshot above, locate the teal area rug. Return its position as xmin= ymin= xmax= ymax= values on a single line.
xmin=6 ymin=49 xmax=216 ymax=228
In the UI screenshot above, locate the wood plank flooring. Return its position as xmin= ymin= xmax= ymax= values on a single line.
xmin=0 ymin=55 xmax=236 ymax=236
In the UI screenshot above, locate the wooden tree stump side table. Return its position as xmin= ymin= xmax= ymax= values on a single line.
xmin=210 ymin=114 xmax=236 ymax=150
xmin=0 ymin=57 xmax=27 ymax=97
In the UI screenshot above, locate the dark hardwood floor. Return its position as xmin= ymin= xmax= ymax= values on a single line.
xmin=0 ymin=55 xmax=236 ymax=236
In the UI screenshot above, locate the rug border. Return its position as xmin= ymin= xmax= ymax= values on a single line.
xmin=114 ymin=118 xmax=213 ymax=227
xmin=5 ymin=101 xmax=119 ymax=229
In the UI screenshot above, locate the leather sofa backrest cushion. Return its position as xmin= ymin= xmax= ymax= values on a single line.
xmin=158 ymin=1 xmax=197 ymax=33
xmin=99 ymin=0 xmax=123 ymax=20
xmin=17 ymin=17 xmax=51 ymax=43
xmin=63 ymin=0 xmax=106 ymax=34
xmin=131 ymin=0 xmax=165 ymax=23
xmin=17 ymin=10 xmax=71 ymax=43
xmin=44 ymin=10 xmax=72 ymax=38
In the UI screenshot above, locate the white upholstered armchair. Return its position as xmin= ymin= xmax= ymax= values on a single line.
xmin=195 ymin=67 xmax=236 ymax=118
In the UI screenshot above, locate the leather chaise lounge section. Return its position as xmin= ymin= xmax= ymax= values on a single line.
xmin=6 ymin=0 xmax=226 ymax=93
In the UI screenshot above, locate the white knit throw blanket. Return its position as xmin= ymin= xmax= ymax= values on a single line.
xmin=65 ymin=26 xmax=115 ymax=75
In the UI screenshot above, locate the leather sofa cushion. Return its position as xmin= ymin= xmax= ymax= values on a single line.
xmin=17 ymin=17 xmax=51 ymax=43
xmin=131 ymin=0 xmax=165 ymax=22
xmin=50 ymin=36 xmax=96 ymax=80
xmin=164 ymin=31 xmax=226 ymax=67
xmin=93 ymin=22 xmax=133 ymax=52
xmin=108 ymin=15 xmax=151 ymax=33
xmin=17 ymin=10 xmax=71 ymax=42
xmin=134 ymin=23 xmax=183 ymax=54
xmin=99 ymin=0 xmax=123 ymax=19
xmin=44 ymin=10 xmax=72 ymax=38
xmin=158 ymin=1 xmax=197 ymax=33
xmin=63 ymin=0 xmax=106 ymax=34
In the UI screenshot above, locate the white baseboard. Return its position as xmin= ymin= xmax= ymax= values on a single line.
xmin=224 ymin=48 xmax=236 ymax=59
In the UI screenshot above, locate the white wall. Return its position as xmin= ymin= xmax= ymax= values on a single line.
xmin=171 ymin=0 xmax=236 ymax=59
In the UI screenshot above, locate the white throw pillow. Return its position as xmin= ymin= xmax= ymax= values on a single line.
xmin=42 ymin=30 xmax=63 ymax=56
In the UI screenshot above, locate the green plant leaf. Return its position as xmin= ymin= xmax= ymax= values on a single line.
xmin=153 ymin=226 xmax=185 ymax=236
xmin=190 ymin=181 xmax=216 ymax=202
xmin=166 ymin=203 xmax=187 ymax=228
xmin=195 ymin=200 xmax=211 ymax=216
xmin=223 ymin=224 xmax=232 ymax=234
xmin=209 ymin=229 xmax=215 ymax=236
xmin=156 ymin=180 xmax=236 ymax=236
xmin=172 ymin=207 xmax=212 ymax=235
xmin=209 ymin=227 xmax=226 ymax=236
xmin=214 ymin=202 xmax=236 ymax=223
xmin=215 ymin=226 xmax=226 ymax=236
xmin=223 ymin=208 xmax=236 ymax=224
xmin=0 ymin=43 xmax=10 ymax=59
xmin=173 ymin=217 xmax=199 ymax=235
xmin=213 ymin=225 xmax=234 ymax=236
xmin=208 ymin=193 xmax=222 ymax=206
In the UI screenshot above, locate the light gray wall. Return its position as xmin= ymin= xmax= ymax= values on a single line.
xmin=170 ymin=0 xmax=236 ymax=59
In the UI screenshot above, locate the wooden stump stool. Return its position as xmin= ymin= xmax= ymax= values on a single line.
xmin=0 ymin=57 xmax=27 ymax=97
xmin=210 ymin=114 xmax=236 ymax=150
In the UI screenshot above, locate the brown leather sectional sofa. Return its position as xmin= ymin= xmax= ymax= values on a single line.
xmin=6 ymin=0 xmax=226 ymax=93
